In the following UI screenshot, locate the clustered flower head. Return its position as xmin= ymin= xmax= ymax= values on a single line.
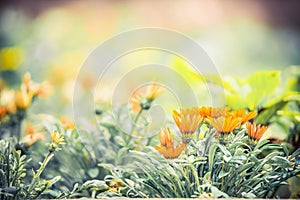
xmin=129 ymin=83 xmax=164 ymax=112
xmin=203 ymin=107 xmax=257 ymax=135
xmin=0 ymin=72 xmax=52 ymax=122
xmin=153 ymin=105 xmax=266 ymax=159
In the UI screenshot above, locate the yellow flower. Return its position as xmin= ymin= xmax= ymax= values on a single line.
xmin=50 ymin=131 xmax=65 ymax=145
xmin=173 ymin=107 xmax=203 ymax=143
xmin=22 ymin=124 xmax=45 ymax=146
xmin=155 ymin=128 xmax=186 ymax=159
xmin=15 ymin=86 xmax=33 ymax=109
xmin=0 ymin=46 xmax=23 ymax=71
xmin=246 ymin=122 xmax=268 ymax=141
xmin=129 ymin=84 xmax=164 ymax=112
xmin=228 ymin=109 xmax=256 ymax=124
xmin=206 ymin=116 xmax=242 ymax=134
xmin=199 ymin=106 xmax=230 ymax=118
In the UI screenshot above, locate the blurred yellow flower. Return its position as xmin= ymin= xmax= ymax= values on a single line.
xmin=129 ymin=83 xmax=164 ymax=112
xmin=173 ymin=107 xmax=203 ymax=143
xmin=206 ymin=116 xmax=242 ymax=134
xmin=145 ymin=83 xmax=164 ymax=101
xmin=155 ymin=128 xmax=186 ymax=159
xmin=15 ymin=86 xmax=33 ymax=109
xmin=0 ymin=47 xmax=23 ymax=71
xmin=51 ymin=131 xmax=65 ymax=145
xmin=129 ymin=92 xmax=143 ymax=112
xmin=246 ymin=122 xmax=268 ymax=141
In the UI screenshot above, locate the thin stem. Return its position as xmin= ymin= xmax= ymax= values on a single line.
xmin=125 ymin=109 xmax=143 ymax=146
xmin=28 ymin=151 xmax=54 ymax=193
xmin=133 ymin=109 xmax=143 ymax=126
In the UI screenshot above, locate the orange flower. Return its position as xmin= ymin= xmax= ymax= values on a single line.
xmin=246 ymin=122 xmax=268 ymax=141
xmin=155 ymin=128 xmax=186 ymax=159
xmin=173 ymin=107 xmax=203 ymax=142
xmin=145 ymin=83 xmax=164 ymax=101
xmin=0 ymin=106 xmax=6 ymax=120
xmin=22 ymin=72 xmax=53 ymax=98
xmin=34 ymin=81 xmax=53 ymax=98
xmin=22 ymin=125 xmax=45 ymax=146
xmin=199 ymin=106 xmax=230 ymax=118
xmin=15 ymin=86 xmax=33 ymax=109
xmin=158 ymin=127 xmax=173 ymax=148
xmin=129 ymin=84 xmax=164 ymax=112
xmin=228 ymin=109 xmax=256 ymax=124
xmin=206 ymin=116 xmax=242 ymax=134
xmin=129 ymin=92 xmax=143 ymax=112
xmin=60 ymin=116 xmax=75 ymax=130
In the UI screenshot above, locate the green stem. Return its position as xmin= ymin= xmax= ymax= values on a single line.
xmin=28 ymin=151 xmax=54 ymax=193
xmin=126 ymin=109 xmax=143 ymax=146
xmin=133 ymin=109 xmax=143 ymax=129
xmin=146 ymin=135 xmax=153 ymax=146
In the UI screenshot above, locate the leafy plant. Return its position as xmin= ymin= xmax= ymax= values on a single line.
xmin=0 ymin=139 xmax=60 ymax=199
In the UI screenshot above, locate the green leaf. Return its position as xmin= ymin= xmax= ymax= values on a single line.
xmin=208 ymin=143 xmax=217 ymax=172
xmin=291 ymin=148 xmax=300 ymax=158
xmin=254 ymin=139 xmax=270 ymax=151
xmin=88 ymin=168 xmax=99 ymax=178
xmin=114 ymin=136 xmax=126 ymax=146
xmin=242 ymin=191 xmax=257 ymax=198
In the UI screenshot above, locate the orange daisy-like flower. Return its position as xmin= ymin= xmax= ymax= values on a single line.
xmin=129 ymin=84 xmax=164 ymax=112
xmin=154 ymin=128 xmax=186 ymax=159
xmin=246 ymin=122 xmax=268 ymax=141
xmin=228 ymin=109 xmax=257 ymax=124
xmin=145 ymin=84 xmax=164 ymax=101
xmin=173 ymin=107 xmax=203 ymax=143
xmin=199 ymin=106 xmax=230 ymax=118
xmin=206 ymin=116 xmax=242 ymax=134
xmin=129 ymin=92 xmax=143 ymax=112
xmin=60 ymin=116 xmax=75 ymax=130
xmin=22 ymin=125 xmax=45 ymax=146
xmin=22 ymin=72 xmax=53 ymax=98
